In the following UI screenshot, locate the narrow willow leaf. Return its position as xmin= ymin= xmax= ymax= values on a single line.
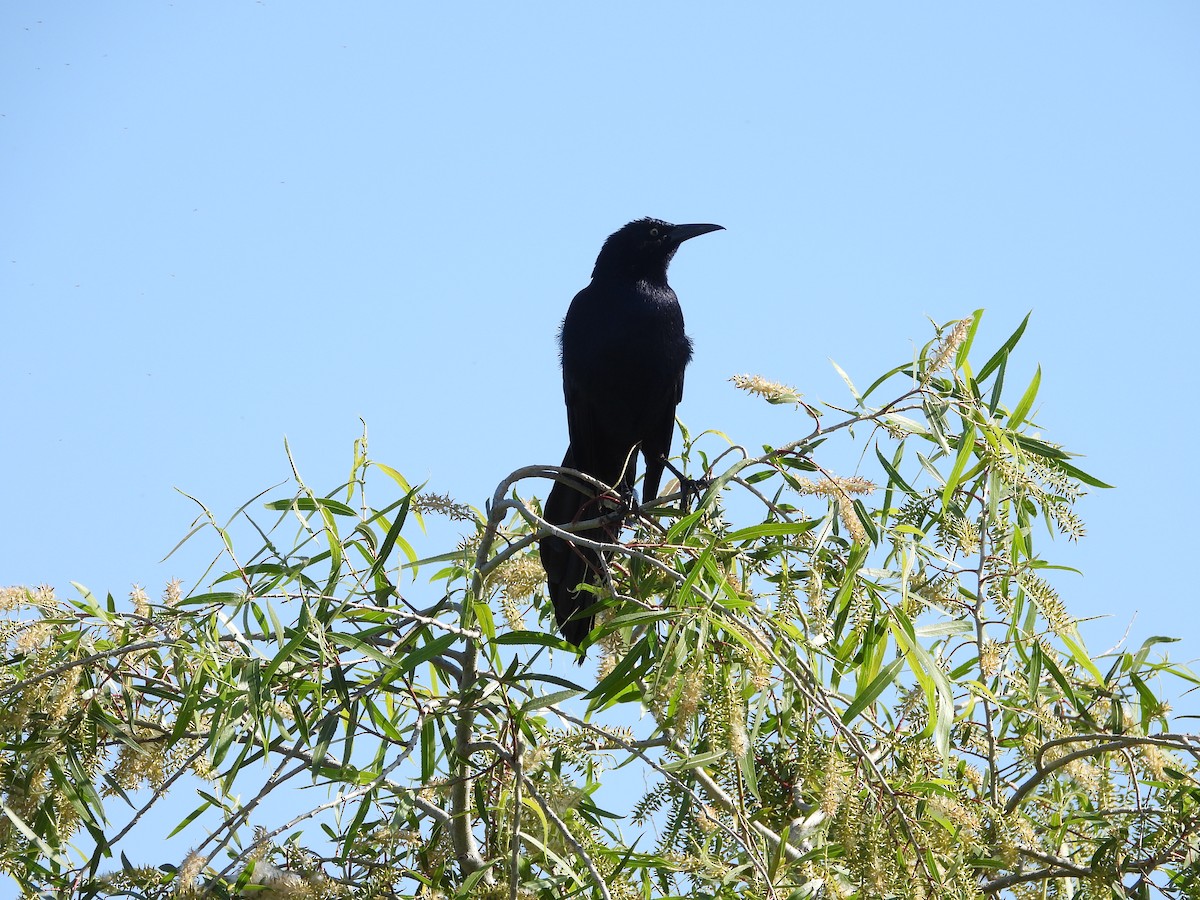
xmin=261 ymin=615 xmax=313 ymax=684
xmin=473 ymin=600 xmax=496 ymax=641
xmin=829 ymin=358 xmax=861 ymax=404
xmin=393 ymin=632 xmax=459 ymax=676
xmin=341 ymin=789 xmax=378 ymax=860
xmin=1060 ymin=630 xmax=1105 ymax=684
xmin=311 ymin=713 xmax=340 ymax=770
xmin=987 ymin=353 xmax=1008 ymax=416
xmin=521 ymin=689 xmax=581 ymax=714
xmin=493 ymin=630 xmax=578 ymax=650
xmin=954 ymin=309 xmax=985 ymax=369
xmin=725 ymin=520 xmax=820 ymax=543
xmin=891 ymin=611 xmax=954 ymax=758
xmin=860 ymin=361 xmax=915 ymax=403
xmin=1130 ymin=635 xmax=1179 ymax=671
xmin=661 ymin=750 xmax=729 ymax=772
xmin=587 ymin=639 xmax=651 ymax=708
xmin=842 ymin=656 xmax=906 ymax=723
xmin=420 ymin=717 xmax=436 ymax=782
xmin=263 ymin=496 xmax=358 ymax=516
xmin=1 ymin=800 xmax=72 ymax=866
xmin=367 ymin=493 xmax=415 ymax=584
xmin=1054 ymin=458 xmax=1115 ymax=489
xmin=977 ymin=311 xmax=1031 ymax=381
xmin=166 ymin=799 xmax=213 ymax=839
xmin=940 ymin=422 xmax=979 ymax=508
xmin=876 ymin=444 xmax=915 ymax=495
xmin=916 ymin=451 xmax=948 ymax=487
xmin=1008 ymin=365 xmax=1042 ymax=430
xmin=914 ymin=621 xmax=974 ymax=638
xmin=1011 ymin=434 xmax=1069 ymax=460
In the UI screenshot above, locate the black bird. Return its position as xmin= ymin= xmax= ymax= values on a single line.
xmin=540 ymin=217 xmax=724 ymax=648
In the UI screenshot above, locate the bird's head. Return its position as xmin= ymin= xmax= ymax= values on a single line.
xmin=592 ymin=217 xmax=724 ymax=281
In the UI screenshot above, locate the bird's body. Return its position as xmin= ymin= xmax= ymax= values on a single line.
xmin=540 ymin=218 xmax=723 ymax=648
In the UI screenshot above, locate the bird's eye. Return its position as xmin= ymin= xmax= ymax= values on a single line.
xmin=649 ymin=227 xmax=660 ymax=238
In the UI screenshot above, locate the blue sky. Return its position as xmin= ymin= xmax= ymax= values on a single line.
xmin=3 ymin=1 xmax=1198 ymax=691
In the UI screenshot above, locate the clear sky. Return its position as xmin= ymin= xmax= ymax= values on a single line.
xmin=3 ymin=3 xmax=1198 ymax=696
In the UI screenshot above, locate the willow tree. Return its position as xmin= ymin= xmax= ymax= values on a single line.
xmin=2 ymin=313 xmax=1197 ymax=899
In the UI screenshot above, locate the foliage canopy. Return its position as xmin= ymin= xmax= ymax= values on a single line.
xmin=2 ymin=313 xmax=1198 ymax=898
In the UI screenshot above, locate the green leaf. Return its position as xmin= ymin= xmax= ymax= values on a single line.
xmin=69 ymin=582 xmax=112 ymax=622
xmin=367 ymin=492 xmax=416 ymax=585
xmin=986 ymin=353 xmax=1008 ymax=416
xmin=494 ymin=630 xmax=581 ymax=651
xmin=1011 ymin=434 xmax=1069 ymax=461
xmin=263 ymin=496 xmax=357 ymax=516
xmin=977 ymin=311 xmax=1031 ymax=382
xmin=521 ymin=689 xmax=581 ymax=714
xmin=1053 ymin=458 xmax=1115 ymax=489
xmin=341 ymin=789 xmax=377 ymax=860
xmin=166 ymin=799 xmax=213 ymax=839
xmin=460 ymin=862 xmax=499 ymax=896
xmin=1060 ymin=629 xmax=1105 ymax=685
xmin=662 ymin=750 xmax=729 ymax=772
xmin=876 ymin=444 xmax=915 ymax=495
xmin=842 ymin=656 xmax=906 ymax=723
xmin=0 ymin=801 xmax=71 ymax=867
xmin=394 ymin=632 xmax=460 ymax=676
xmin=1038 ymin=650 xmax=1080 ymax=711
xmin=882 ymin=413 xmax=930 ymax=438
xmin=954 ymin=309 xmax=985 ymax=369
xmin=420 ymin=716 xmax=436 ymax=783
xmin=890 ymin=610 xmax=954 ymax=758
xmin=914 ymin=620 xmax=974 ymax=638
xmin=941 ymin=423 xmax=977 ymax=508
xmin=473 ymin=600 xmax=496 ymax=641
xmin=587 ymin=638 xmax=651 ymax=708
xmin=725 ymin=520 xmax=820 ymax=543
xmin=1130 ymin=635 xmax=1179 ymax=671
xmin=261 ymin=610 xmax=314 ymax=684
xmin=829 ymin=358 xmax=861 ymax=404
xmin=860 ymin=361 xmax=914 ymax=403
xmin=1008 ymin=365 xmax=1041 ymax=429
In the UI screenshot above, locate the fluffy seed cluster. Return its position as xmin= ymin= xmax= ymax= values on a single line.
xmin=936 ymin=512 xmax=981 ymax=556
xmin=729 ymin=373 xmax=804 ymax=405
xmin=130 ymin=584 xmax=152 ymax=618
xmin=791 ymin=476 xmax=876 ymax=497
xmin=922 ymin=316 xmax=973 ymax=384
xmin=412 ymin=491 xmax=477 ymax=523
xmin=805 ymin=564 xmax=833 ymax=646
xmin=819 ymin=752 xmax=851 ymax=817
xmin=675 ymin=664 xmax=705 ymax=725
xmin=489 ymin=552 xmax=543 ymax=630
xmin=163 ymin=578 xmax=183 ymax=607
xmin=1017 ymin=573 xmax=1073 ymax=636
xmin=0 ymin=585 xmax=56 ymax=613
xmin=791 ymin=477 xmax=875 ymax=545
xmin=979 ymin=639 xmax=1004 ymax=678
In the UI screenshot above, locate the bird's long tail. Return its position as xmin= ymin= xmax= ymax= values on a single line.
xmin=539 ymin=446 xmax=611 ymax=649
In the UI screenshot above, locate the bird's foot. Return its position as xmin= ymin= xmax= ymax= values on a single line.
xmin=619 ymin=487 xmax=641 ymax=526
xmin=595 ymin=486 xmax=640 ymax=527
xmin=659 ymin=455 xmax=711 ymax=510
xmin=677 ymin=475 xmax=712 ymax=510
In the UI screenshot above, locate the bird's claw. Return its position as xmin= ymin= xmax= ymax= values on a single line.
xmin=620 ymin=488 xmax=641 ymax=526
xmin=677 ymin=476 xmax=712 ymax=510
xmin=657 ymin=453 xmax=711 ymax=511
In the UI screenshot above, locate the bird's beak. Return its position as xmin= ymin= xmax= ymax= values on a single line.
xmin=669 ymin=223 xmax=725 ymax=244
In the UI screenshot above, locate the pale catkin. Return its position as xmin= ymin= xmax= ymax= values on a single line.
xmin=922 ymin=316 xmax=973 ymax=383
xmin=729 ymin=373 xmax=803 ymax=405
